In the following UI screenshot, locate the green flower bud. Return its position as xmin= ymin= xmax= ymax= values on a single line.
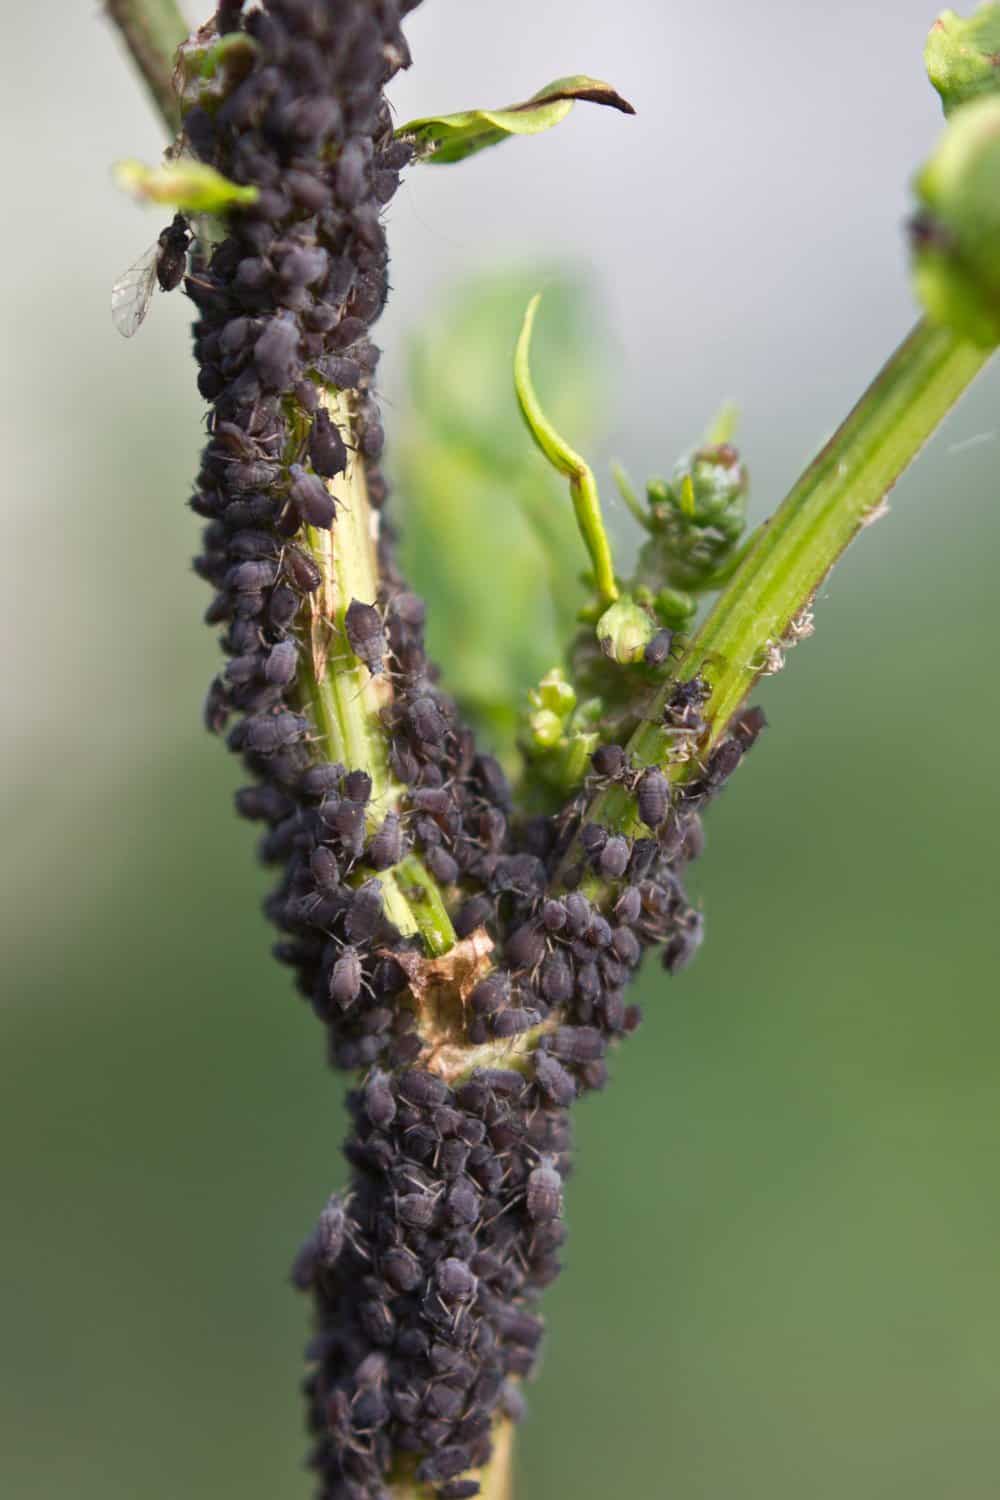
xmin=529 ymin=667 xmax=577 ymax=718
xmin=596 ymin=596 xmax=655 ymax=664
xmin=520 ymin=672 xmax=603 ymax=801
xmin=654 ymin=587 xmax=698 ymax=632
xmin=643 ymin=444 xmax=749 ymax=591
xmin=528 ymin=708 xmax=565 ymax=749
xmin=926 ymin=7 xmax=1000 ymax=116
xmin=912 ymin=94 xmax=1000 ymax=345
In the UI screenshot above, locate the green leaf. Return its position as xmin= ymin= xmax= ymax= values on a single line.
xmin=396 ymin=75 xmax=634 ymax=165
xmin=926 ymin=6 xmax=1000 ymax=115
xmin=113 ymin=158 xmax=259 ymax=213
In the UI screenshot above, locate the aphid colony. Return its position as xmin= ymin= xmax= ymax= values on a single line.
xmin=173 ymin=4 xmax=763 ymax=1496
xmin=296 ymin=1065 xmax=572 ymax=1496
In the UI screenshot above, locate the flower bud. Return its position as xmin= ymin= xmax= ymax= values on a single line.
xmin=529 ymin=708 xmax=564 ymax=749
xmin=912 ymin=94 xmax=1000 ymax=345
xmin=596 ymin=596 xmax=655 ymax=664
xmin=925 ymin=7 xmax=1000 ymax=116
xmin=530 ymin=667 xmax=577 ymax=719
xmin=640 ymin=444 xmax=749 ymax=592
xmin=654 ymin=587 xmax=697 ymax=632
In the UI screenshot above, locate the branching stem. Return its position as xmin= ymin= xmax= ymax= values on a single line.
xmin=583 ymin=318 xmax=991 ymax=843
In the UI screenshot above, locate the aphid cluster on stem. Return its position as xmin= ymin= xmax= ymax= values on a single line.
xmin=168 ymin=4 xmax=768 ymax=1495
xmin=299 ymin=1062 xmax=571 ymax=1496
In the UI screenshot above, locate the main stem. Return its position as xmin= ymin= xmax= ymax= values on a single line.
xmin=104 ymin=9 xmax=458 ymax=959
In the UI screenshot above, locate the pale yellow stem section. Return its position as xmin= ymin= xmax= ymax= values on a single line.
xmin=296 ymin=389 xmax=456 ymax=955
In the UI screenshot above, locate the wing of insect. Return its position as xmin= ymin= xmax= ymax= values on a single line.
xmin=111 ymin=244 xmax=159 ymax=338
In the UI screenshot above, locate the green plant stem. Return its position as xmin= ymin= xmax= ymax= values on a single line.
xmin=611 ymin=461 xmax=652 ymax=531
xmin=105 ymin=0 xmax=188 ymax=134
xmin=298 ymin=390 xmax=457 ymax=957
xmin=105 ymin=13 xmax=495 ymax=1493
xmin=582 ymin=318 xmax=991 ymax=844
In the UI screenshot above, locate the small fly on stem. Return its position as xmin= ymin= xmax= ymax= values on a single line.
xmin=111 ymin=214 xmax=191 ymax=338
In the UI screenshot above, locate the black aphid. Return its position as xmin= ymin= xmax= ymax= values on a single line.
xmin=288 ymin=463 xmax=337 ymax=529
xmin=254 ymin=315 xmax=301 ymax=391
xmin=535 ymin=1053 xmax=577 ymax=1107
xmin=238 ymin=711 xmax=309 ymax=754
xmin=469 ymin=973 xmax=509 ymax=1017
xmin=316 ymin=1192 xmax=346 ymax=1268
xmin=300 ymin=762 xmax=346 ymax=798
xmin=329 ymin=946 xmax=363 ymax=1009
xmin=492 ymin=1008 xmax=542 ymax=1038
xmin=344 ymin=598 xmax=388 ymax=677
xmin=264 ymin=639 xmax=297 ymax=686
xmin=591 ymin=743 xmax=629 ymax=780
xmin=643 ymin=627 xmax=674 ymax=666
xmin=156 ymin=213 xmax=191 ymax=292
xmin=310 ymin=845 xmax=340 ymax=891
xmin=599 ymin=835 xmax=631 ymax=878
xmin=732 ymin=703 xmax=767 ymax=750
xmin=344 ymin=879 xmax=384 ymax=943
xmin=398 ymin=1068 xmax=450 ymax=1108
xmin=526 ymin=1157 xmax=564 ymax=1222
xmin=309 ymin=407 xmax=349 ymax=479
xmin=367 ymin=812 xmax=403 ymax=870
xmin=282 ymin=545 xmax=322 ymax=594
xmin=637 ymin=767 xmax=670 ymax=829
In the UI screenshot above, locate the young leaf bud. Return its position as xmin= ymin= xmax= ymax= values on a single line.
xmin=925 ymin=6 xmax=1000 ymax=116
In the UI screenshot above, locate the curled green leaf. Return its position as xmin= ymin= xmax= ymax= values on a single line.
xmin=396 ymin=75 xmax=635 ymax=165
xmin=113 ymin=158 xmax=259 ymax=213
xmin=926 ymin=6 xmax=1000 ymax=115
xmin=515 ymin=294 xmax=619 ymax=606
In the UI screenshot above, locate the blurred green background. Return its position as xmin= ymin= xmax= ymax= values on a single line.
xmin=3 ymin=3 xmax=1000 ymax=1498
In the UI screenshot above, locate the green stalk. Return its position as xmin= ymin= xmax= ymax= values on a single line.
xmin=105 ymin=0 xmax=188 ymax=134
xmin=106 ymin=11 xmax=501 ymax=1494
xmin=583 ymin=318 xmax=991 ymax=842
xmin=298 ymin=390 xmax=457 ymax=956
